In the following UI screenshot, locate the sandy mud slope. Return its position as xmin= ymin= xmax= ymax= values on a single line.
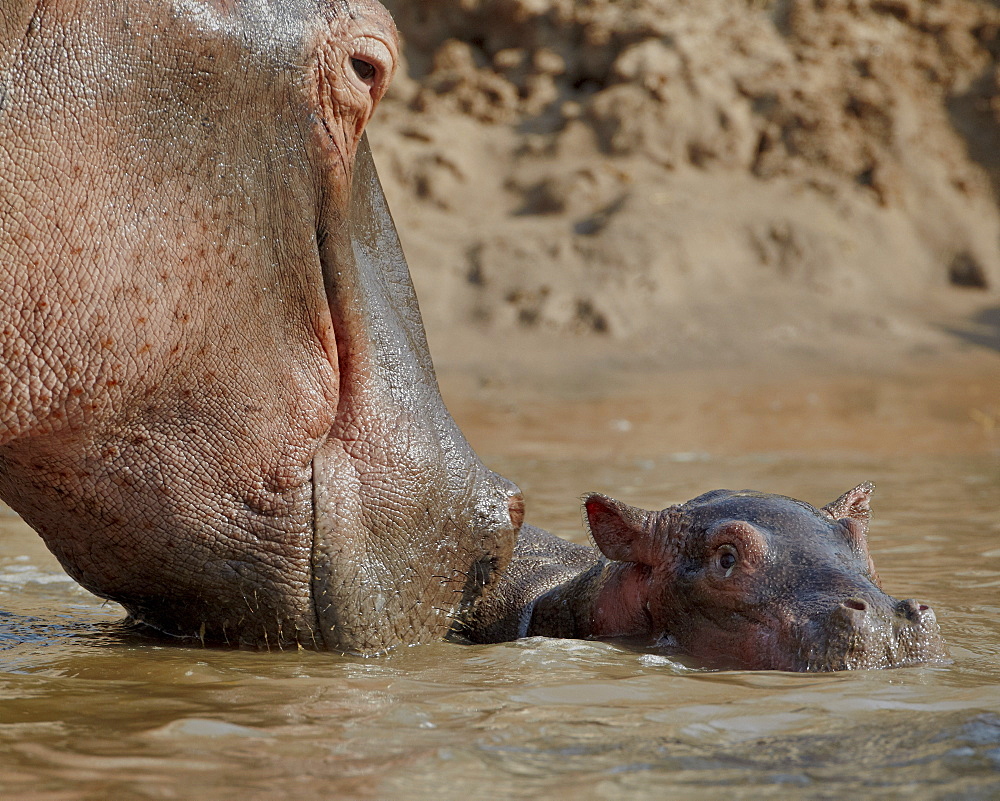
xmin=366 ymin=0 xmax=999 ymax=393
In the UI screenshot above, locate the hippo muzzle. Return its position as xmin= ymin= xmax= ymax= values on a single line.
xmin=792 ymin=594 xmax=947 ymax=672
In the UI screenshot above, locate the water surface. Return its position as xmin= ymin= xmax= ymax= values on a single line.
xmin=0 ymin=452 xmax=997 ymax=799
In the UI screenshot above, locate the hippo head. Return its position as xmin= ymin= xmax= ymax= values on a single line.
xmin=584 ymin=484 xmax=948 ymax=671
xmin=0 ymin=1 xmax=522 ymax=652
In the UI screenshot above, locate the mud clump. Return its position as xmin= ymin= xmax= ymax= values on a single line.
xmin=372 ymin=0 xmax=1000 ymax=362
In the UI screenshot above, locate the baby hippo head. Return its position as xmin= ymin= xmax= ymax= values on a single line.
xmin=584 ymin=484 xmax=948 ymax=671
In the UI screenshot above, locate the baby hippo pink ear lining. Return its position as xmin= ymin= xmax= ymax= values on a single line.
xmin=584 ymin=494 xmax=658 ymax=566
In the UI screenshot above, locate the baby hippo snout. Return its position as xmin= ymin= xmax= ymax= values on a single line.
xmin=824 ymin=593 xmax=946 ymax=670
xmin=833 ymin=596 xmax=936 ymax=628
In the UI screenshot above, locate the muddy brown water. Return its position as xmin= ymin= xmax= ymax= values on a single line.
xmin=0 ymin=376 xmax=998 ymax=799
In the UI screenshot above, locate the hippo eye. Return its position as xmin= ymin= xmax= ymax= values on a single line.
xmin=351 ymin=58 xmax=377 ymax=83
xmin=718 ymin=546 xmax=738 ymax=578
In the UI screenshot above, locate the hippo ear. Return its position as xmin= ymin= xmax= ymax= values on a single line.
xmin=823 ymin=482 xmax=881 ymax=586
xmin=584 ymin=494 xmax=659 ymax=566
xmin=823 ymin=482 xmax=875 ymax=530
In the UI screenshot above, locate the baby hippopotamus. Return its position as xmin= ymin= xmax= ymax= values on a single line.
xmin=464 ymin=483 xmax=947 ymax=671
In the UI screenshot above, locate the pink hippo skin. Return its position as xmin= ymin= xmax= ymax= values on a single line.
xmin=465 ymin=484 xmax=948 ymax=671
xmin=0 ymin=1 xmax=524 ymax=653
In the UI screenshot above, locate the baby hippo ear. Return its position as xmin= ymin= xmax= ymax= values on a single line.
xmin=823 ymin=482 xmax=875 ymax=531
xmin=823 ymin=482 xmax=880 ymax=586
xmin=584 ymin=494 xmax=659 ymax=566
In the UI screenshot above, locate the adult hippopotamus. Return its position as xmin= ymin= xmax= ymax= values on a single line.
xmin=0 ymin=0 xmax=523 ymax=653
xmin=465 ymin=483 xmax=948 ymax=671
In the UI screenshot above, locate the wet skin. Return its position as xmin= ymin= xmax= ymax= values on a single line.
xmin=465 ymin=484 xmax=948 ymax=671
xmin=0 ymin=0 xmax=522 ymax=653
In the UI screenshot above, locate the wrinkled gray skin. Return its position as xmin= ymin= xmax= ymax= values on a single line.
xmin=465 ymin=484 xmax=948 ymax=671
xmin=0 ymin=0 xmax=523 ymax=653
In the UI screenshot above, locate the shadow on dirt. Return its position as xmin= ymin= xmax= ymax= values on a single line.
xmin=947 ymin=53 xmax=1000 ymax=205
xmin=944 ymin=306 xmax=1000 ymax=353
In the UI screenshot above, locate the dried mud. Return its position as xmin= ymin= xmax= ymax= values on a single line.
xmin=367 ymin=0 xmax=1000 ymax=452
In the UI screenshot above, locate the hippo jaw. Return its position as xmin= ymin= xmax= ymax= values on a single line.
xmin=303 ymin=135 xmax=523 ymax=654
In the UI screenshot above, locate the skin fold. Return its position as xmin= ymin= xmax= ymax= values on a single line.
xmin=463 ymin=484 xmax=949 ymax=671
xmin=0 ymin=0 xmax=522 ymax=653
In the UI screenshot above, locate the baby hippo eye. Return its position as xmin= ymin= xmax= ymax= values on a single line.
xmin=351 ymin=58 xmax=377 ymax=83
xmin=718 ymin=546 xmax=738 ymax=578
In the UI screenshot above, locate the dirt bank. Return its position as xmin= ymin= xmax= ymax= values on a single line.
xmin=367 ymin=0 xmax=1000 ymax=399
xmin=364 ymin=0 xmax=1000 ymax=460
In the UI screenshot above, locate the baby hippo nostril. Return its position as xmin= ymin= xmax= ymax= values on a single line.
xmin=834 ymin=598 xmax=869 ymax=628
xmin=897 ymin=598 xmax=930 ymax=622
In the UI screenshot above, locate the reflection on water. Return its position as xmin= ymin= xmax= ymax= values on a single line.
xmin=0 ymin=453 xmax=997 ymax=799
